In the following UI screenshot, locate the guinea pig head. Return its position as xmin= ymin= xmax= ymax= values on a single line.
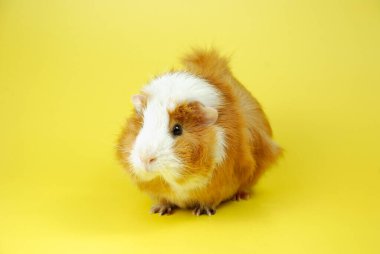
xmin=128 ymin=93 xmax=221 ymax=183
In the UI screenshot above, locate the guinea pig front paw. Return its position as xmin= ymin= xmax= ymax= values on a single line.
xmin=192 ymin=205 xmax=216 ymax=216
xmin=150 ymin=204 xmax=175 ymax=216
xmin=233 ymin=191 xmax=251 ymax=201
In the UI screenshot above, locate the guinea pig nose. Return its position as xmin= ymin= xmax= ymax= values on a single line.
xmin=140 ymin=155 xmax=157 ymax=165
xmin=147 ymin=157 xmax=156 ymax=164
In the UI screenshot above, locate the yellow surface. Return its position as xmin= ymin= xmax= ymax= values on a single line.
xmin=1 ymin=0 xmax=380 ymax=253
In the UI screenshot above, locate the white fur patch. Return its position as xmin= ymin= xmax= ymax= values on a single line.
xmin=214 ymin=126 xmax=227 ymax=166
xmin=129 ymin=72 xmax=226 ymax=196
xmin=128 ymin=102 xmax=182 ymax=180
xmin=143 ymin=72 xmax=223 ymax=109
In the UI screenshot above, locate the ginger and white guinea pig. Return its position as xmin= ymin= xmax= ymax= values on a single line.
xmin=117 ymin=49 xmax=282 ymax=216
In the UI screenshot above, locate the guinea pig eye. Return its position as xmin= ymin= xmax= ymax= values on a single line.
xmin=172 ymin=124 xmax=183 ymax=136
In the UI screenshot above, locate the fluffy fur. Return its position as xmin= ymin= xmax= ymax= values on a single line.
xmin=117 ymin=49 xmax=282 ymax=215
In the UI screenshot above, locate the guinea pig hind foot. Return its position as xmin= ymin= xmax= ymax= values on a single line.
xmin=192 ymin=205 xmax=216 ymax=216
xmin=150 ymin=203 xmax=176 ymax=216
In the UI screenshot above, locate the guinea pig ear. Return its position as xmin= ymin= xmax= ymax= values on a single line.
xmin=200 ymin=105 xmax=218 ymax=126
xmin=131 ymin=94 xmax=146 ymax=113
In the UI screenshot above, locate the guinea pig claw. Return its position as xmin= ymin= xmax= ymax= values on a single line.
xmin=150 ymin=204 xmax=174 ymax=215
xmin=233 ymin=191 xmax=251 ymax=201
xmin=192 ymin=206 xmax=216 ymax=216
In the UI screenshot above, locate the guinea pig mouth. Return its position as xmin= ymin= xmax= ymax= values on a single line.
xmin=133 ymin=163 xmax=155 ymax=173
xmin=133 ymin=169 xmax=159 ymax=181
xmin=134 ymin=164 xmax=177 ymax=176
xmin=141 ymin=164 xmax=156 ymax=172
xmin=134 ymin=161 xmax=167 ymax=174
xmin=128 ymin=151 xmax=182 ymax=177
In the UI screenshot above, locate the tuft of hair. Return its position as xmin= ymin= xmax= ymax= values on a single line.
xmin=182 ymin=48 xmax=233 ymax=82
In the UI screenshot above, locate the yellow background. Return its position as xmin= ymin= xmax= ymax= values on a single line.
xmin=1 ymin=0 xmax=379 ymax=253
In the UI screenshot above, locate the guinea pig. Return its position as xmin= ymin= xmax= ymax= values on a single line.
xmin=117 ymin=49 xmax=282 ymax=216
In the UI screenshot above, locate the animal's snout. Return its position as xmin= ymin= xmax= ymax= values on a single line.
xmin=140 ymin=154 xmax=157 ymax=170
